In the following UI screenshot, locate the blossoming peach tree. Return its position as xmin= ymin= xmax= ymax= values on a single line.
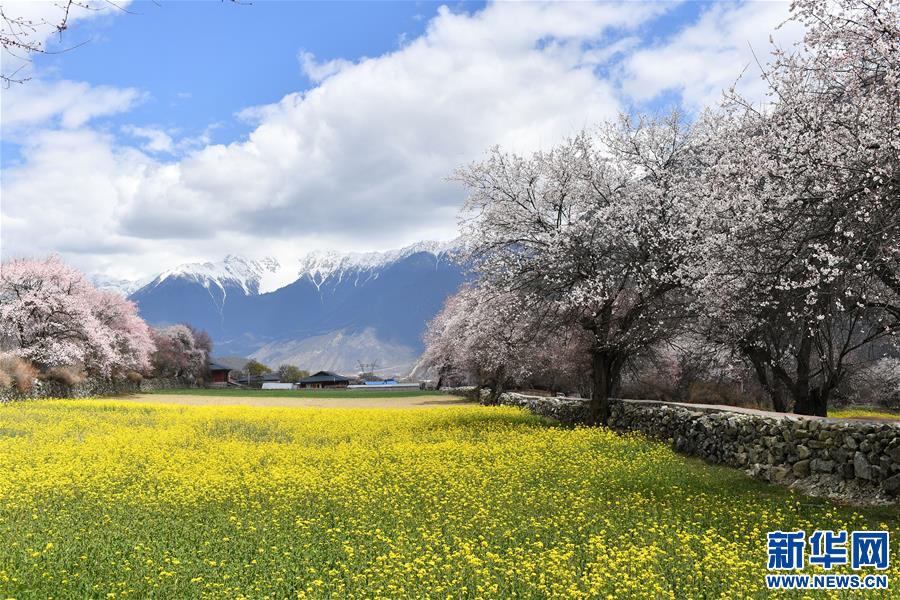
xmin=456 ymin=114 xmax=702 ymax=424
xmin=0 ymin=255 xmax=155 ymax=378
xmin=693 ymin=0 xmax=899 ymax=415
xmin=421 ymin=285 xmax=534 ymax=402
xmin=150 ymin=324 xmax=212 ymax=382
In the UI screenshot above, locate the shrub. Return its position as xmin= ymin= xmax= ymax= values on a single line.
xmin=125 ymin=370 xmax=143 ymax=384
xmin=246 ymin=359 xmax=271 ymax=378
xmin=42 ymin=365 xmax=87 ymax=386
xmin=0 ymin=354 xmax=38 ymax=393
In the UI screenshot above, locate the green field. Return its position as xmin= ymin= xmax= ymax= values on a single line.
xmin=0 ymin=399 xmax=896 ymax=599
xmin=147 ymin=387 xmax=448 ymax=398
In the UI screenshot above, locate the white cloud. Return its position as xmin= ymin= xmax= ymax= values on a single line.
xmin=3 ymin=2 xmax=670 ymax=279
xmin=4 ymin=1 xmax=810 ymax=282
xmin=136 ymin=2 xmax=658 ymax=232
xmin=6 ymin=1 xmax=809 ymax=281
xmin=1 ymin=79 xmax=143 ymax=134
xmin=1 ymin=128 xmax=151 ymax=260
xmin=298 ymin=51 xmax=355 ymax=83
xmin=619 ymin=1 xmax=805 ymax=109
xmin=121 ymin=124 xmax=217 ymax=156
xmin=123 ymin=125 xmax=174 ymax=153
xmin=581 ymin=36 xmax=641 ymax=66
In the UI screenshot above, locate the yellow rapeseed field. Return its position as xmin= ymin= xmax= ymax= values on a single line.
xmin=0 ymin=400 xmax=896 ymax=599
xmin=830 ymin=408 xmax=900 ymax=422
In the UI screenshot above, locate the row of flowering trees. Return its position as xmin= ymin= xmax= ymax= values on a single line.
xmin=423 ymin=0 xmax=898 ymax=422
xmin=420 ymin=286 xmax=593 ymax=402
xmin=0 ymin=255 xmax=211 ymax=388
xmin=422 ymin=286 xmax=595 ymax=401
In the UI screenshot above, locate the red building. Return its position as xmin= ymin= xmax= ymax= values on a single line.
xmin=209 ymin=362 xmax=233 ymax=387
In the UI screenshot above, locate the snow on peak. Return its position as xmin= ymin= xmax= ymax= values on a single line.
xmin=295 ymin=240 xmax=458 ymax=289
xmin=132 ymin=239 xmax=459 ymax=296
xmin=90 ymin=275 xmax=149 ymax=296
xmin=154 ymin=254 xmax=282 ymax=296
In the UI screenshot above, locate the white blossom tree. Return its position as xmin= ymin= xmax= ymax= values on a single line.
xmin=693 ymin=0 xmax=899 ymax=415
xmin=457 ymin=114 xmax=702 ymax=424
xmin=422 ymin=284 xmax=591 ymax=400
xmin=0 ymin=255 xmax=155 ymax=376
xmin=421 ymin=285 xmax=542 ymax=403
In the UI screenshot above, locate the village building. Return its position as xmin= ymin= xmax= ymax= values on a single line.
xmin=298 ymin=371 xmax=351 ymax=389
xmin=208 ymin=362 xmax=233 ymax=388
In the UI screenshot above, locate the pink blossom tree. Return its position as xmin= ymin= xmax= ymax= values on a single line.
xmin=150 ymin=324 xmax=211 ymax=382
xmin=0 ymin=255 xmax=155 ymax=377
xmin=423 ymin=285 xmax=594 ymax=399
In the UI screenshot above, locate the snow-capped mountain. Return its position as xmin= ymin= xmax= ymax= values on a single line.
xmin=148 ymin=254 xmax=284 ymax=297
xmin=90 ymin=275 xmax=151 ymax=296
xmin=127 ymin=240 xmax=464 ymax=375
xmin=295 ymin=240 xmax=458 ymax=291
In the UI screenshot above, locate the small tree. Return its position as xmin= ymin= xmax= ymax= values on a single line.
xmin=422 ymin=285 xmax=562 ymax=403
xmin=246 ymin=359 xmax=271 ymax=378
xmin=151 ymin=324 xmax=212 ymax=381
xmin=277 ymin=364 xmax=308 ymax=383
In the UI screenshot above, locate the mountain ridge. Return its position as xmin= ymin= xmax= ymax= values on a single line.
xmin=124 ymin=240 xmax=464 ymax=375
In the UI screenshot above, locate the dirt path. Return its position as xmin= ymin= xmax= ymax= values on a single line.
xmin=117 ymin=393 xmax=474 ymax=409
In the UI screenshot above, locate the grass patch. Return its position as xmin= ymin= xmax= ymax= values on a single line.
xmin=0 ymin=399 xmax=896 ymax=598
xmin=145 ymin=387 xmax=448 ymax=398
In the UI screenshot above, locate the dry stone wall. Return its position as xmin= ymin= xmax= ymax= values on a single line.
xmin=492 ymin=392 xmax=900 ymax=503
xmin=0 ymin=377 xmax=191 ymax=403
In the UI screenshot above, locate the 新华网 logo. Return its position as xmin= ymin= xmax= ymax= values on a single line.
xmin=765 ymin=530 xmax=890 ymax=591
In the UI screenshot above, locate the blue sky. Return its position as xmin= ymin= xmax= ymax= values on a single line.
xmin=30 ymin=2 xmax=463 ymax=153
xmin=1 ymin=1 xmax=802 ymax=279
xmin=14 ymin=0 xmax=704 ymax=157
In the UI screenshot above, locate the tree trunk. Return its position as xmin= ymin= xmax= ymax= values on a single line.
xmin=488 ymin=365 xmax=506 ymax=406
xmin=793 ymin=387 xmax=829 ymax=417
xmin=789 ymin=335 xmax=828 ymax=417
xmin=588 ymin=349 xmax=619 ymax=426
xmin=793 ymin=385 xmax=812 ymax=415
xmin=770 ymin=384 xmax=789 ymax=413
xmin=745 ymin=349 xmax=790 ymax=413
